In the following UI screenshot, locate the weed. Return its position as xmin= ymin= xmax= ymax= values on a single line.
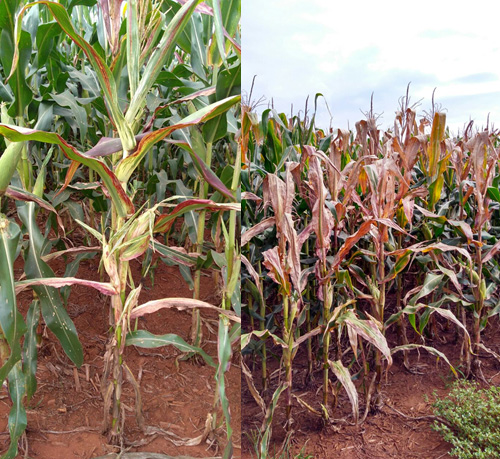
xmin=247 ymin=430 xmax=313 ymax=459
xmin=432 ymin=380 xmax=500 ymax=458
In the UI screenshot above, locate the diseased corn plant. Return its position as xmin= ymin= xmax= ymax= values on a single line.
xmin=0 ymin=0 xmax=240 ymax=457
xmin=241 ymin=93 xmax=500 ymax=455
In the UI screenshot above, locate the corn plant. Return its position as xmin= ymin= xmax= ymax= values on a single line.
xmin=0 ymin=0 xmax=240 ymax=455
xmin=242 ymin=97 xmax=500 ymax=454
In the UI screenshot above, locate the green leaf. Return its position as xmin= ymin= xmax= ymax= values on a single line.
xmin=127 ymin=0 xmax=140 ymax=97
xmin=23 ymin=300 xmax=40 ymax=400
xmin=215 ymin=316 xmax=232 ymax=446
xmin=152 ymin=240 xmax=200 ymax=266
xmin=203 ymin=63 xmax=241 ymax=143
xmin=36 ymin=22 xmax=60 ymax=66
xmin=0 ymin=217 xmax=26 ymax=386
xmin=18 ymin=203 xmax=83 ymax=367
xmin=0 ymin=0 xmax=20 ymax=34
xmin=0 ymin=29 xmax=33 ymax=118
xmin=383 ymin=249 xmax=411 ymax=282
xmin=3 ymin=362 xmax=27 ymax=459
xmin=409 ymin=272 xmax=444 ymax=306
xmin=0 ymin=141 xmax=24 ymax=196
xmin=189 ymin=13 xmax=206 ymax=79
xmin=260 ymin=383 xmax=287 ymax=457
xmin=209 ymin=0 xmax=226 ymax=66
xmin=50 ymin=90 xmax=88 ymax=144
xmin=163 ymin=0 xmax=191 ymax=53
xmin=487 ymin=187 xmax=500 ymax=203
xmin=125 ymin=0 xmax=204 ymax=124
xmin=126 ymin=330 xmax=215 ymax=367
xmin=10 ymin=1 xmax=135 ymax=151
xmin=220 ymin=0 xmax=240 ymax=37
xmin=209 ymin=0 xmax=240 ymax=64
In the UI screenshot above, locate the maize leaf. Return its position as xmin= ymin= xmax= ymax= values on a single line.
xmin=215 ymin=315 xmax=232 ymax=458
xmin=0 ymin=124 xmax=134 ymax=217
xmin=339 ymin=310 xmax=392 ymax=366
xmin=241 ymin=329 xmax=287 ymax=350
xmin=391 ymin=344 xmax=457 ymax=377
xmin=23 ymin=300 xmax=40 ymax=400
xmin=3 ymin=362 xmax=27 ymax=459
xmin=125 ymin=330 xmax=214 ymax=367
xmin=0 ymin=141 xmax=24 ymax=196
xmin=154 ymin=199 xmax=240 ymax=233
xmin=165 ymin=139 xmax=235 ymax=201
xmin=427 ymin=112 xmax=446 ymax=180
xmin=116 ymin=95 xmax=240 ymax=184
xmin=127 ymin=0 xmax=140 ymax=97
xmin=259 ymin=384 xmax=287 ymax=458
xmin=18 ymin=203 xmax=83 ymax=367
xmin=125 ymin=0 xmax=204 ymax=124
xmin=0 ymin=27 xmax=32 ymax=118
xmin=329 ymin=359 xmax=358 ymax=423
xmin=208 ymin=0 xmax=226 ymax=67
xmin=15 ymin=277 xmax=118 ymax=295
xmin=130 ymin=297 xmax=240 ymax=323
xmin=202 ymin=63 xmax=240 ymax=143
xmin=408 ymin=272 xmax=444 ymax=307
xmin=9 ymin=1 xmax=136 ymax=151
xmin=0 ymin=216 xmax=26 ymax=385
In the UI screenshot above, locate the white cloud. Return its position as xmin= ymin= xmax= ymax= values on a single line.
xmin=243 ymin=0 xmax=500 ymax=134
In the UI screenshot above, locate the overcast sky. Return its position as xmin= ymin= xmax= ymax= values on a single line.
xmin=242 ymin=0 xmax=500 ymax=135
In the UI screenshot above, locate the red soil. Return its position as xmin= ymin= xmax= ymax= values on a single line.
xmin=242 ymin=314 xmax=500 ymax=458
xmin=0 ymin=253 xmax=241 ymax=458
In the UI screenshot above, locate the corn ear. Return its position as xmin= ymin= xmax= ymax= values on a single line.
xmin=0 ymin=141 xmax=24 ymax=196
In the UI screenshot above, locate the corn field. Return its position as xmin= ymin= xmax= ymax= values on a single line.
xmin=2 ymin=0 xmax=500 ymax=458
xmin=241 ymin=92 xmax=500 ymax=457
xmin=0 ymin=0 xmax=240 ymax=458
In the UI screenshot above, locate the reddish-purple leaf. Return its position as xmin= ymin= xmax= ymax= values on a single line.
xmin=85 ymin=133 xmax=148 ymax=158
xmin=16 ymin=277 xmax=118 ymax=295
xmin=241 ymin=217 xmax=276 ymax=246
xmin=375 ymin=218 xmax=411 ymax=236
xmin=483 ymin=239 xmax=500 ymax=264
xmin=0 ymin=124 xmax=135 ymax=217
xmin=241 ymin=255 xmax=263 ymax=299
xmin=130 ymin=297 xmax=240 ymax=322
xmin=163 ymin=139 xmax=235 ymax=201
xmin=242 ymin=191 xmax=262 ymax=204
xmin=262 ymin=247 xmax=290 ymax=294
xmin=6 ymin=186 xmax=64 ymax=234
xmin=331 ymin=220 xmax=374 ymax=271
xmin=154 ymin=200 xmax=239 ymax=233
xmin=116 ymin=95 xmax=240 ymax=187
